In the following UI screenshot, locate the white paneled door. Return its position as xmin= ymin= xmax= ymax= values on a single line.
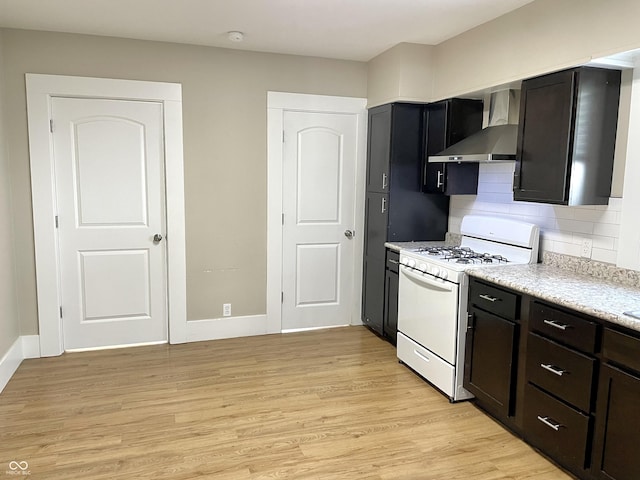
xmin=282 ymin=111 xmax=357 ymax=330
xmin=51 ymin=97 xmax=167 ymax=350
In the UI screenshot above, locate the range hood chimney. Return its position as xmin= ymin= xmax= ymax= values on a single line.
xmin=429 ymin=89 xmax=520 ymax=163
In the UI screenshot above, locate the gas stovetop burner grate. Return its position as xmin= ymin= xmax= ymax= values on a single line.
xmin=420 ymin=247 xmax=511 ymax=264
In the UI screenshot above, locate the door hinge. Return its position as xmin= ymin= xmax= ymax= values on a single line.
xmin=282 ymin=130 xmax=285 ymax=143
xmin=55 ymin=215 xmax=59 ymax=228
xmin=49 ymin=119 xmax=54 ymax=133
xmin=281 ymin=292 xmax=284 ymax=303
xmin=59 ymin=306 xmax=63 ymax=318
xmin=281 ymin=213 xmax=284 ymax=225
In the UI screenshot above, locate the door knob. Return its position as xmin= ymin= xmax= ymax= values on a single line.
xmin=344 ymin=230 xmax=354 ymax=239
xmin=153 ymin=234 xmax=163 ymax=243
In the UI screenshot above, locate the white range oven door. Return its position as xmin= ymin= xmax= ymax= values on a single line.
xmin=397 ymin=265 xmax=460 ymax=364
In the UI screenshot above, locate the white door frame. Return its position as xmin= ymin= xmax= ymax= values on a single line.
xmin=266 ymin=92 xmax=367 ymax=333
xmin=26 ymin=74 xmax=187 ymax=356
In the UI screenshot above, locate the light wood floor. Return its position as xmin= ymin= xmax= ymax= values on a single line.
xmin=0 ymin=326 xmax=572 ymax=479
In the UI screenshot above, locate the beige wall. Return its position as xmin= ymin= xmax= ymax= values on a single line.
xmin=367 ymin=0 xmax=640 ymax=104
xmin=1 ymin=29 xmax=367 ymax=334
xmin=432 ymin=0 xmax=640 ymax=100
xmin=367 ymin=43 xmax=434 ymax=107
xmin=0 ymin=33 xmax=20 ymax=358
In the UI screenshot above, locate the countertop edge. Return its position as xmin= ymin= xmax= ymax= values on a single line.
xmin=466 ymin=267 xmax=640 ymax=332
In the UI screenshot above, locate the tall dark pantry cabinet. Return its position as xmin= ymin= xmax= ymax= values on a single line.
xmin=361 ymin=103 xmax=449 ymax=340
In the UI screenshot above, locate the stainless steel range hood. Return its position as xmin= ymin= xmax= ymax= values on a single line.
xmin=429 ymin=89 xmax=520 ymax=163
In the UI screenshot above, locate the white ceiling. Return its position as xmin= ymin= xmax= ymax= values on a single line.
xmin=0 ymin=0 xmax=535 ymax=61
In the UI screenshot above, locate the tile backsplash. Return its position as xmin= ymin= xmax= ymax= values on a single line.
xmin=448 ymin=163 xmax=621 ymax=264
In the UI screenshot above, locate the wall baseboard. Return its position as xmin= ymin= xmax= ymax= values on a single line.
xmin=22 ymin=335 xmax=41 ymax=359
xmin=186 ymin=314 xmax=269 ymax=343
xmin=0 ymin=335 xmax=41 ymax=394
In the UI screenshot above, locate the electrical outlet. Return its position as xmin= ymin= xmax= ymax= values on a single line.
xmin=223 ymin=303 xmax=231 ymax=317
xmin=581 ymin=238 xmax=593 ymax=258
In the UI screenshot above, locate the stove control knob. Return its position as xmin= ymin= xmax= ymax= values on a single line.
xmin=400 ymin=256 xmax=408 ymax=265
xmin=431 ymin=266 xmax=440 ymax=277
xmin=408 ymin=259 xmax=416 ymax=268
xmin=418 ymin=263 xmax=427 ymax=272
xmin=440 ymin=270 xmax=448 ymax=280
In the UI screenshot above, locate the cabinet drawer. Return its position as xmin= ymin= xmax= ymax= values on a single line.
xmin=530 ymin=302 xmax=598 ymax=353
xmin=526 ymin=333 xmax=596 ymax=412
xmin=469 ymin=280 xmax=519 ymax=321
xmin=523 ymin=383 xmax=591 ymax=473
xmin=602 ymin=328 xmax=640 ymax=374
xmin=386 ymin=249 xmax=400 ymax=273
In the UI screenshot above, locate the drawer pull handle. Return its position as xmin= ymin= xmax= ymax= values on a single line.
xmin=414 ymin=350 xmax=430 ymax=363
xmin=388 ymin=259 xmax=399 ymax=265
xmin=543 ymin=319 xmax=569 ymax=331
xmin=479 ymin=294 xmax=499 ymax=302
xmin=540 ymin=363 xmax=566 ymax=376
xmin=537 ymin=416 xmax=563 ymax=431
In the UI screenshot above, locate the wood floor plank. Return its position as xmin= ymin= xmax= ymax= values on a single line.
xmin=0 ymin=326 xmax=573 ymax=479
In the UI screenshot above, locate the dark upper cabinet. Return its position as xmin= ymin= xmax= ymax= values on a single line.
xmin=362 ymin=103 xmax=449 ymax=336
xmin=423 ymin=98 xmax=483 ymax=195
xmin=514 ymin=67 xmax=621 ymax=205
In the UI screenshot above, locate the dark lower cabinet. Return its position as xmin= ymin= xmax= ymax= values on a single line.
xmin=465 ymin=277 xmax=640 ymax=480
xmin=362 ymin=256 xmax=385 ymax=335
xmin=592 ymin=328 xmax=640 ymax=480
xmin=383 ymin=249 xmax=399 ymax=344
xmin=464 ymin=279 xmax=521 ymax=423
xmin=524 ymin=301 xmax=599 ymax=478
xmin=524 ymin=383 xmax=592 ymax=474
xmin=464 ymin=307 xmax=518 ymax=420
xmin=592 ymin=364 xmax=640 ymax=480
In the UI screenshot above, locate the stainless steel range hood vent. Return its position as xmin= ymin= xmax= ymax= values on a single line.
xmin=429 ymin=89 xmax=520 ymax=163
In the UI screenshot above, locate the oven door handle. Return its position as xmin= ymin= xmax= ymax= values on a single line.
xmin=400 ymin=266 xmax=454 ymax=292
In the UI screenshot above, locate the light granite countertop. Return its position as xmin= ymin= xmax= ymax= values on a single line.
xmin=467 ymin=263 xmax=640 ymax=333
xmin=384 ymin=241 xmax=446 ymax=252
xmin=385 ymin=233 xmax=461 ymax=252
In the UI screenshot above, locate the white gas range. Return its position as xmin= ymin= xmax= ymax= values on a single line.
xmin=397 ymin=215 xmax=540 ymax=402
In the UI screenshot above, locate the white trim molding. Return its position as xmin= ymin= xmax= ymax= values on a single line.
xmin=186 ymin=315 xmax=268 ymax=343
xmin=0 ymin=338 xmax=23 ymax=394
xmin=25 ymin=74 xmax=187 ymax=356
xmin=0 ymin=335 xmax=41 ymax=394
xmin=266 ymin=92 xmax=367 ymax=333
xmin=22 ymin=335 xmax=41 ymax=359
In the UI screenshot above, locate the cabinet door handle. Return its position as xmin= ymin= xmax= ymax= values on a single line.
xmin=543 ymin=319 xmax=569 ymax=331
xmin=388 ymin=259 xmax=399 ymax=265
xmin=537 ymin=416 xmax=563 ymax=431
xmin=436 ymin=170 xmax=444 ymax=189
xmin=540 ymin=363 xmax=566 ymax=377
xmin=479 ymin=294 xmax=499 ymax=302
xmin=382 ymin=173 xmax=388 ymax=189
xmin=381 ymin=197 xmax=387 ymax=214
